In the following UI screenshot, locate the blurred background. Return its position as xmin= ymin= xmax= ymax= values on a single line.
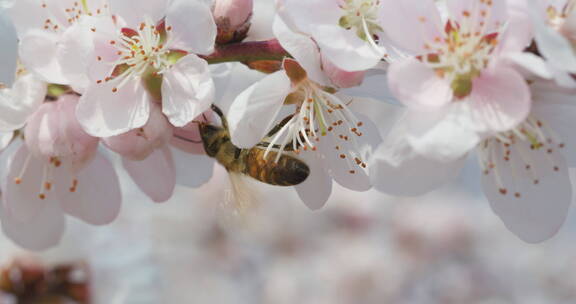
xmin=2 ymin=0 xmax=576 ymax=303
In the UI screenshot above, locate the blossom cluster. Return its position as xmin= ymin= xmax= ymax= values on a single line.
xmin=0 ymin=0 xmax=574 ymax=250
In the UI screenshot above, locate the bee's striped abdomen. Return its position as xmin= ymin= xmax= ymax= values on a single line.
xmin=244 ymin=149 xmax=310 ymax=186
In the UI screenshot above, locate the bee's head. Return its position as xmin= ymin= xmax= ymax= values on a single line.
xmin=198 ymin=123 xmax=227 ymax=157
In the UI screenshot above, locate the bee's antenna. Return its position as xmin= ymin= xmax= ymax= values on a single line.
xmin=211 ymin=104 xmax=228 ymax=129
xmin=173 ymin=134 xmax=202 ymax=144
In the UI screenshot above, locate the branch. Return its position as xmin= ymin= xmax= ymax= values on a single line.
xmin=201 ymin=39 xmax=291 ymax=64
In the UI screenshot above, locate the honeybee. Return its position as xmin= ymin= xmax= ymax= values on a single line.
xmin=198 ymin=105 xmax=310 ymax=187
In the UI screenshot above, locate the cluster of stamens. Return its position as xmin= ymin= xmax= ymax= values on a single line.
xmin=95 ymin=18 xmax=172 ymax=93
xmin=264 ymin=81 xmax=367 ymax=175
xmin=14 ymin=155 xmax=79 ymax=200
xmin=41 ymin=1 xmax=108 ymax=32
xmin=546 ymin=1 xmax=575 ymax=30
xmin=419 ymin=2 xmax=501 ymax=98
xmin=338 ymin=0 xmax=385 ymax=57
xmin=478 ymin=117 xmax=565 ymax=198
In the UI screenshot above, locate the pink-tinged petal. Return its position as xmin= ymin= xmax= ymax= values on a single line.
xmin=0 ymin=199 xmax=65 ymax=251
xmin=531 ymin=87 xmax=576 ymax=166
xmin=19 ymin=30 xmax=68 ymax=84
xmin=3 ymin=145 xmax=56 ymax=222
xmin=499 ymin=0 xmax=533 ymax=53
xmin=503 ymin=52 xmax=552 ymax=79
xmin=76 ymin=77 xmax=151 ymax=137
xmin=0 ymin=131 xmax=13 ymax=151
xmin=104 ymin=103 xmax=173 ymax=161
xmin=228 ymin=70 xmax=291 ymax=149
xmin=280 ymin=0 xmax=341 ymax=34
xmin=388 ymin=58 xmax=453 ymax=109
xmin=272 ymin=17 xmax=329 ymax=86
xmin=312 ymin=24 xmax=383 ymax=71
xmin=172 ymin=148 xmax=215 ymax=188
xmin=370 ymin=119 xmax=466 ymax=196
xmin=0 ymin=9 xmax=17 ymax=86
xmin=57 ymin=17 xmax=99 ymax=93
xmin=534 ymin=15 xmax=576 ymax=73
xmin=123 ymin=146 xmax=176 ymax=203
xmin=7 ymin=0 xmax=49 ymax=36
xmin=171 ymin=118 xmax=208 ymax=155
xmin=446 ymin=0 xmax=507 ymax=34
xmin=162 ymin=54 xmax=215 ymax=127
xmin=467 ymin=67 xmax=531 ymax=133
xmin=294 ymin=150 xmax=332 ymax=210
xmin=563 ymin=9 xmax=576 ymax=39
xmin=379 ymin=0 xmax=443 ymax=54
xmin=166 ymin=0 xmax=216 ymax=55
xmin=405 ymin=104 xmax=481 ymax=161
xmin=0 ymin=74 xmax=46 ymax=132
xmin=85 ymin=16 xmax=121 ymax=84
xmin=110 ymin=0 xmax=169 ymax=29
xmin=319 ymin=112 xmax=380 ymax=192
xmin=57 ymin=153 xmax=121 ymax=225
xmin=322 ymin=57 xmax=365 ymax=89
xmin=482 ymin=143 xmax=572 ymax=243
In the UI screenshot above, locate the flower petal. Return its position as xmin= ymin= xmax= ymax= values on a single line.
xmin=122 ymin=146 xmax=176 ymax=203
xmin=273 ymin=17 xmax=329 ymax=85
xmin=0 ymin=74 xmax=46 ymax=132
xmin=19 ymin=30 xmax=68 ymax=84
xmin=279 ymin=0 xmax=341 ymax=34
xmin=446 ymin=0 xmax=507 ymax=34
xmin=0 ymin=131 xmax=13 ymax=151
xmin=2 ymin=145 xmax=58 ymax=222
xmin=110 ymin=0 xmax=169 ymax=28
xmin=228 ymin=70 xmax=292 ymax=149
xmin=311 ymin=24 xmax=384 ymax=71
xmin=405 ymin=104 xmax=481 ymax=161
xmin=379 ymin=0 xmax=443 ymax=54
xmin=467 ymin=67 xmax=531 ymax=133
xmin=0 ymin=198 xmax=65 ymax=251
xmin=534 ymin=7 xmax=576 ymax=73
xmin=370 ymin=119 xmax=466 ymax=196
xmin=294 ymin=150 xmax=332 ymax=210
xmin=165 ymin=0 xmax=216 ymax=55
xmin=162 ymin=54 xmax=215 ymax=127
xmin=57 ymin=152 xmax=122 ymax=225
xmin=76 ymin=77 xmax=151 ymax=137
xmin=482 ymin=144 xmax=572 ymax=243
xmin=0 ymin=9 xmax=17 ymax=86
xmin=388 ymin=58 xmax=453 ymax=109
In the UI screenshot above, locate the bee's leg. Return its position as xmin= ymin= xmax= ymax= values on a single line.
xmin=173 ymin=134 xmax=202 ymax=144
xmin=266 ymin=114 xmax=294 ymax=137
xmin=210 ymin=104 xmax=228 ymax=129
xmin=256 ymin=141 xmax=296 ymax=151
xmin=234 ymin=147 xmax=242 ymax=160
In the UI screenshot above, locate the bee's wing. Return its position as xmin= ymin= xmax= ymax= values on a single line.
xmin=224 ymin=172 xmax=260 ymax=216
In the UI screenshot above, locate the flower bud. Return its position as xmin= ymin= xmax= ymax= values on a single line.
xmin=213 ymin=0 xmax=253 ymax=44
xmin=104 ymin=103 xmax=173 ymax=161
xmin=322 ymin=57 xmax=365 ymax=89
xmin=24 ymin=94 xmax=99 ymax=172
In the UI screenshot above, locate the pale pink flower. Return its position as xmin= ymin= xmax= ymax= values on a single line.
xmin=7 ymin=0 xmax=110 ymax=89
xmin=228 ymin=57 xmax=383 ymax=209
xmin=105 ymin=103 xmax=176 ymax=203
xmin=371 ymin=81 xmax=575 ymax=243
xmin=76 ymin=0 xmax=216 ymax=137
xmin=379 ymin=0 xmax=534 ymax=160
xmin=529 ymin=0 xmax=576 ymax=87
xmin=0 ymin=94 xmax=121 ymax=250
xmin=276 ymin=0 xmax=406 ymax=71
